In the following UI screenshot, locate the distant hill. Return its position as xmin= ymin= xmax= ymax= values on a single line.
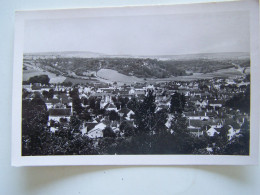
xmin=139 ymin=52 xmax=250 ymax=61
xmin=24 ymin=51 xmax=106 ymax=58
xmin=23 ymin=51 xmax=250 ymax=79
xmin=24 ymin=51 xmax=249 ymax=60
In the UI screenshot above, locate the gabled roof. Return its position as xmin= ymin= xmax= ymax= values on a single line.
xmin=49 ymin=108 xmax=71 ymax=116
xmin=106 ymin=103 xmax=117 ymax=109
xmin=86 ymin=122 xmax=99 ymax=131
xmin=119 ymin=107 xmax=131 ymax=115
xmin=207 ymin=126 xmax=219 ymax=136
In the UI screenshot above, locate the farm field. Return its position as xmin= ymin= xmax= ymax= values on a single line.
xmin=63 ymin=77 xmax=98 ymax=85
xmin=23 ymin=69 xmax=66 ymax=84
xmin=97 ymin=69 xmax=143 ymax=83
xmin=146 ymin=67 xmax=244 ymax=82
xmin=96 ymin=67 xmax=244 ymax=83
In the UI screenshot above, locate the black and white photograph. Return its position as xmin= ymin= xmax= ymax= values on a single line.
xmin=12 ymin=0 xmax=259 ymax=165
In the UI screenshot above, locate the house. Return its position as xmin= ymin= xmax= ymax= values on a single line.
xmin=184 ymin=111 xmax=209 ymax=121
xmin=50 ymin=127 xmax=58 ymax=133
xmin=209 ymin=100 xmax=224 ymax=110
xmin=206 ymin=126 xmax=220 ymax=137
xmin=81 ymin=120 xmax=99 ymax=133
xmin=45 ymin=99 xmax=60 ymax=109
xmin=105 ymin=103 xmax=118 ymax=112
xmin=188 ymin=125 xmax=203 ymax=137
xmin=227 ymin=125 xmax=240 ymax=141
xmin=58 ymin=93 xmax=70 ymax=104
xmin=49 ymin=108 xmax=72 ymax=122
xmin=194 ymin=100 xmax=208 ymax=108
xmin=118 ymin=107 xmax=134 ymax=120
xmin=87 ymin=123 xmax=106 ymax=139
xmin=23 ymin=84 xmax=32 ymax=91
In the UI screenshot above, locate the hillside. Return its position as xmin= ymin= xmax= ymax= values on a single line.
xmin=23 ymin=52 xmax=250 ymax=79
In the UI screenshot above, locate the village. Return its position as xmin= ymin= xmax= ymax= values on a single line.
xmin=21 ymin=71 xmax=250 ymax=155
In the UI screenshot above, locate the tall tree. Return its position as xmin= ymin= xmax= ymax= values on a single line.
xmin=170 ymin=92 xmax=186 ymax=114
xmin=109 ymin=110 xmax=120 ymax=121
xmin=134 ymin=90 xmax=156 ymax=134
xmin=225 ymin=119 xmax=250 ymax=155
xmin=22 ymin=95 xmax=49 ymax=155
xmin=127 ymin=97 xmax=138 ymax=112
xmin=70 ymin=88 xmax=83 ymax=115
xmin=226 ymin=85 xmax=250 ymax=114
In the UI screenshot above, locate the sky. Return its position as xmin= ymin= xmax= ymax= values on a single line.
xmin=24 ymin=11 xmax=250 ymax=56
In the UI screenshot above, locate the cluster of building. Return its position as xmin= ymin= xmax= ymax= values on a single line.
xmin=22 ymin=75 xmax=250 ymax=141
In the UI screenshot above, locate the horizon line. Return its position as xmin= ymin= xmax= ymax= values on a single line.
xmin=23 ymin=50 xmax=250 ymax=56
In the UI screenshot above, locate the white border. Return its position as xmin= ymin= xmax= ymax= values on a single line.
xmin=12 ymin=0 xmax=259 ymax=166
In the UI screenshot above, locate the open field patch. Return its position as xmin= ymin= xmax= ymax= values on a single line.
xmin=97 ymin=69 xmax=143 ymax=83
xmin=23 ymin=69 xmax=66 ymax=84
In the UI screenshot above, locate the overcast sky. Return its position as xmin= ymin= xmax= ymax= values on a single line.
xmin=24 ymin=11 xmax=250 ymax=56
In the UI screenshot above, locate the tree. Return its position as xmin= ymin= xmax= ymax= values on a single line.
xmin=72 ymin=97 xmax=83 ymax=115
xmin=22 ymin=88 xmax=30 ymax=99
xmin=109 ymin=110 xmax=120 ymax=121
xmin=219 ymin=125 xmax=229 ymax=144
xmin=48 ymin=89 xmax=54 ymax=99
xmin=153 ymin=108 xmax=168 ymax=134
xmin=22 ymin=95 xmax=49 ymax=136
xmin=80 ymin=109 xmax=92 ymax=121
xmin=119 ymin=121 xmax=135 ymax=137
xmin=69 ymin=115 xmax=81 ymax=132
xmin=170 ymin=92 xmax=186 ymax=114
xmin=226 ymin=85 xmax=250 ymax=114
xmin=62 ymin=81 xmax=73 ymax=87
xmin=171 ymin=112 xmax=189 ymax=137
xmin=42 ymin=90 xmax=49 ymax=99
xmin=22 ymin=95 xmax=49 ymax=155
xmin=169 ymin=92 xmax=196 ymax=153
xmin=103 ymin=126 xmax=116 ymax=138
xmin=127 ymin=97 xmax=138 ymax=112
xmin=244 ymin=74 xmax=250 ymax=82
xmin=118 ymin=97 xmax=129 ymax=108
xmin=89 ymin=97 xmax=96 ymax=109
xmin=70 ymin=88 xmax=83 ymax=115
xmin=28 ymin=75 xmax=50 ymax=85
xmin=225 ymin=119 xmax=250 ymax=155
xmin=82 ymin=98 xmax=89 ymax=105
xmin=134 ymin=90 xmax=156 ymax=134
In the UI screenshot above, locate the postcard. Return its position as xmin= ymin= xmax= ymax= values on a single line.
xmin=12 ymin=0 xmax=259 ymax=166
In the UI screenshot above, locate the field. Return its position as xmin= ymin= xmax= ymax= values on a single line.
xmin=23 ymin=68 xmax=66 ymax=84
xmin=146 ymin=67 xmax=243 ymax=82
xmin=97 ymin=69 xmax=143 ymax=83
xmin=95 ymin=67 xmax=244 ymax=84
xmin=63 ymin=77 xmax=98 ymax=85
